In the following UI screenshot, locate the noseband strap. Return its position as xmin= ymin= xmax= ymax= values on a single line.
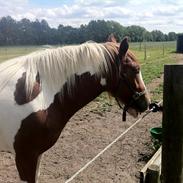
xmin=115 ymin=74 xmax=146 ymax=121
xmin=132 ymin=90 xmax=146 ymax=100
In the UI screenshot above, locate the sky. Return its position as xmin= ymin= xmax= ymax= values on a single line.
xmin=0 ymin=0 xmax=182 ymax=33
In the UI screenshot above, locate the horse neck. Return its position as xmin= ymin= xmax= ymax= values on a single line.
xmin=58 ymin=43 xmax=120 ymax=118
xmin=53 ymin=72 xmax=105 ymax=121
xmin=32 ymin=43 xmax=118 ymax=121
xmin=57 ymin=61 xmax=119 ymax=121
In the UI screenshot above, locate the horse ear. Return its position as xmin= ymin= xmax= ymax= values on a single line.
xmin=107 ymin=33 xmax=117 ymax=43
xmin=119 ymin=37 xmax=129 ymax=59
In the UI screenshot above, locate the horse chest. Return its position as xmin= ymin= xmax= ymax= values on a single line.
xmin=0 ymin=78 xmax=56 ymax=153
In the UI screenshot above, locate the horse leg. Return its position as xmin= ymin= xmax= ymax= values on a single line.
xmin=13 ymin=110 xmax=64 ymax=182
xmin=35 ymin=155 xmax=42 ymax=182
xmin=15 ymin=150 xmax=41 ymax=183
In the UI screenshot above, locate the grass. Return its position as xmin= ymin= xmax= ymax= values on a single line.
xmin=0 ymin=42 xmax=177 ymax=111
xmin=0 ymin=46 xmax=43 ymax=63
xmin=151 ymin=83 xmax=163 ymax=102
xmin=130 ymin=41 xmax=176 ymax=103
xmin=130 ymin=41 xmax=176 ymax=84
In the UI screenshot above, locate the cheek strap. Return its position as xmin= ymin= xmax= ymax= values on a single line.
xmin=116 ymin=90 xmax=146 ymax=122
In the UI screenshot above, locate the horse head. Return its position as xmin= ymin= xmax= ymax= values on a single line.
xmin=107 ymin=37 xmax=150 ymax=120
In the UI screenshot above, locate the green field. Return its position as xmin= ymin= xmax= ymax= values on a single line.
xmin=0 ymin=46 xmax=44 ymax=63
xmin=130 ymin=41 xmax=176 ymax=83
xmin=0 ymin=42 xmax=176 ymax=104
xmin=130 ymin=41 xmax=176 ymax=102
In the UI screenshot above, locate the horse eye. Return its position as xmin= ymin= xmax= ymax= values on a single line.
xmin=133 ymin=65 xmax=140 ymax=74
xmin=125 ymin=58 xmax=131 ymax=63
xmin=136 ymin=67 xmax=140 ymax=74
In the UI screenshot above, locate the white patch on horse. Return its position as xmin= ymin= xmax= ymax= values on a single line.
xmin=35 ymin=155 xmax=42 ymax=183
xmin=76 ymin=65 xmax=96 ymax=76
xmin=0 ymin=43 xmax=112 ymax=153
xmin=100 ymin=78 xmax=107 ymax=86
xmin=139 ymin=71 xmax=146 ymax=89
xmin=139 ymin=71 xmax=151 ymax=103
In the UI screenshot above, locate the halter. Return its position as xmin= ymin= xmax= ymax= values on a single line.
xmin=115 ymin=71 xmax=146 ymax=121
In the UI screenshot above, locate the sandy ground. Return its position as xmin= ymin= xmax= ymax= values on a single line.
xmin=0 ymin=54 xmax=182 ymax=183
xmin=0 ymin=104 xmax=162 ymax=183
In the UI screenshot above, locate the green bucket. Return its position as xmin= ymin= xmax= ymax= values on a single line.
xmin=150 ymin=127 xmax=162 ymax=141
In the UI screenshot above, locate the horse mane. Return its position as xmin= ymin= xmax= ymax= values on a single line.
xmin=0 ymin=43 xmax=112 ymax=100
xmin=127 ymin=50 xmax=139 ymax=64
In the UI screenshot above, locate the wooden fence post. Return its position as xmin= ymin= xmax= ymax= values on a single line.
xmin=144 ymin=42 xmax=147 ymax=60
xmin=146 ymin=165 xmax=160 ymax=183
xmin=161 ymin=65 xmax=183 ymax=183
xmin=139 ymin=42 xmax=142 ymax=51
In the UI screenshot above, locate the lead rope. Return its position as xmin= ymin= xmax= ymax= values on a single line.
xmin=65 ymin=101 xmax=163 ymax=183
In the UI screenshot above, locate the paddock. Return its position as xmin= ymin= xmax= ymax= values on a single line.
xmin=0 ymin=44 xmax=181 ymax=183
xmin=0 ymin=89 xmax=162 ymax=183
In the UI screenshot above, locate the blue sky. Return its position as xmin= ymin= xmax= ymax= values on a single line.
xmin=0 ymin=0 xmax=182 ymax=33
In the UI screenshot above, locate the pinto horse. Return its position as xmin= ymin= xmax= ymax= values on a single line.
xmin=0 ymin=37 xmax=150 ymax=183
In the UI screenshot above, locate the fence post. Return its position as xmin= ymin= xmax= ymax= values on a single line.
xmin=145 ymin=165 xmax=160 ymax=183
xmin=144 ymin=42 xmax=147 ymax=60
xmin=139 ymin=42 xmax=142 ymax=51
xmin=161 ymin=65 xmax=183 ymax=183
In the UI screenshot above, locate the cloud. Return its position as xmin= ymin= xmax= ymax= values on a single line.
xmin=0 ymin=0 xmax=182 ymax=33
xmin=153 ymin=5 xmax=183 ymax=17
xmin=74 ymin=0 xmax=129 ymax=7
xmin=0 ymin=0 xmax=28 ymax=19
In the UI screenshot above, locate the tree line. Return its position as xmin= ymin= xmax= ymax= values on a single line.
xmin=0 ymin=16 xmax=178 ymax=45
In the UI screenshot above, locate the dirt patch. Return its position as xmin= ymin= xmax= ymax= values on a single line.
xmin=0 ymin=104 xmax=162 ymax=183
xmin=173 ymin=53 xmax=183 ymax=63
xmin=0 ymin=54 xmax=183 ymax=183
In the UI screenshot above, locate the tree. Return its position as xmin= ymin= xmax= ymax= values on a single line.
xmin=17 ymin=18 xmax=34 ymax=44
xmin=126 ymin=25 xmax=146 ymax=42
xmin=151 ymin=30 xmax=165 ymax=42
xmin=0 ymin=16 xmax=179 ymax=45
xmin=0 ymin=16 xmax=18 ymax=45
xmin=168 ymin=32 xmax=177 ymax=41
xmin=143 ymin=31 xmax=153 ymax=41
